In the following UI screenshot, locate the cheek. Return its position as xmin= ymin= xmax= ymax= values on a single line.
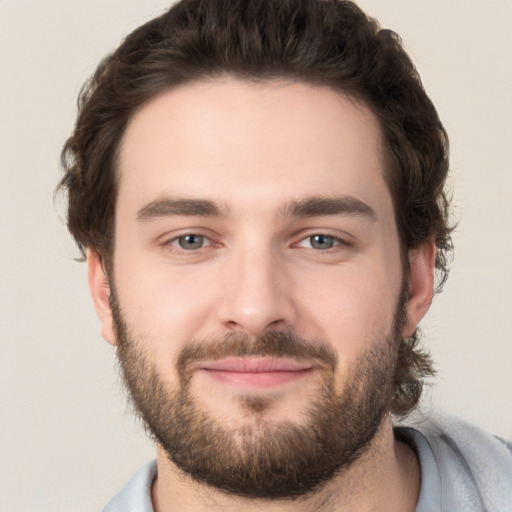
xmin=295 ymin=261 xmax=401 ymax=359
xmin=302 ymin=274 xmax=399 ymax=396
xmin=114 ymin=252 xmax=221 ymax=358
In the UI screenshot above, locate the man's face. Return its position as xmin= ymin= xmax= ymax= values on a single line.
xmin=90 ymin=79 xmax=430 ymax=497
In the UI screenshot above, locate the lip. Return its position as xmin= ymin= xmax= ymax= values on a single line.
xmin=197 ymin=357 xmax=314 ymax=389
xmin=199 ymin=357 xmax=312 ymax=372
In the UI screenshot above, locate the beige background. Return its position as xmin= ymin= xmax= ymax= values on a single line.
xmin=1 ymin=1 xmax=511 ymax=510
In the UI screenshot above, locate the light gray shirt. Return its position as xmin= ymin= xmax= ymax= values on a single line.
xmin=103 ymin=415 xmax=512 ymax=512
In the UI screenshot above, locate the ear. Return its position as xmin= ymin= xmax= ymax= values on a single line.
xmin=403 ymin=241 xmax=436 ymax=338
xmin=88 ymin=250 xmax=117 ymax=346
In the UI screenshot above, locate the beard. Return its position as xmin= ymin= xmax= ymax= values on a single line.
xmin=111 ymin=288 xmax=406 ymax=500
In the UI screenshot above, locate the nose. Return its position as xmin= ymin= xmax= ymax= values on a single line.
xmin=218 ymin=245 xmax=298 ymax=336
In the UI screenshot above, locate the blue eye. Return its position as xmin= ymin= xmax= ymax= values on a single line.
xmin=308 ymin=234 xmax=337 ymax=250
xmin=176 ymin=234 xmax=205 ymax=250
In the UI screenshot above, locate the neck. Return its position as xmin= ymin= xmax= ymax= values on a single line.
xmin=151 ymin=416 xmax=421 ymax=512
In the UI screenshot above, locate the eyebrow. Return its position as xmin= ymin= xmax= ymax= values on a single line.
xmin=136 ymin=195 xmax=376 ymax=222
xmin=137 ymin=198 xmax=228 ymax=221
xmin=279 ymin=196 xmax=377 ymax=221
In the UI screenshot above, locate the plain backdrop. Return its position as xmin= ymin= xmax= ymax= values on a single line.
xmin=1 ymin=1 xmax=511 ymax=510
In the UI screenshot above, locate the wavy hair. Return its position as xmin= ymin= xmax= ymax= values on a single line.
xmin=58 ymin=0 xmax=453 ymax=416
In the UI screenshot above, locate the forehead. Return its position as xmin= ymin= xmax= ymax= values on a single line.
xmin=117 ymin=78 xmax=390 ymax=218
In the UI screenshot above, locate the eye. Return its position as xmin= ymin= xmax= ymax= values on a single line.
xmin=298 ymin=234 xmax=344 ymax=250
xmin=171 ymin=234 xmax=209 ymax=250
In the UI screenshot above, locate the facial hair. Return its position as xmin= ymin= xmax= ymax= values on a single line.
xmin=111 ymin=290 xmax=405 ymax=500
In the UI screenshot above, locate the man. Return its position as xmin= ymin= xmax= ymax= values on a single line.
xmin=58 ymin=0 xmax=512 ymax=510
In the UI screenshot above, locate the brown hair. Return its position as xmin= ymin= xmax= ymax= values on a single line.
xmin=58 ymin=0 xmax=453 ymax=416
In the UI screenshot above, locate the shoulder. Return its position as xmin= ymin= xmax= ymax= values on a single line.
xmin=416 ymin=414 xmax=512 ymax=469
xmin=401 ymin=413 xmax=512 ymax=512
xmin=103 ymin=460 xmax=157 ymax=512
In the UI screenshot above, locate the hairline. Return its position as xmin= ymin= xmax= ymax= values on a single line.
xmin=100 ymin=74 xmax=407 ymax=271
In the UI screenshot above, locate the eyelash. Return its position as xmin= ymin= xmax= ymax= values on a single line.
xmin=160 ymin=232 xmax=352 ymax=255
xmin=161 ymin=234 xmax=215 ymax=253
xmin=294 ymin=234 xmax=351 ymax=251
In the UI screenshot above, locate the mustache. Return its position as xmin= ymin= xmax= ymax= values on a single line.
xmin=177 ymin=331 xmax=338 ymax=379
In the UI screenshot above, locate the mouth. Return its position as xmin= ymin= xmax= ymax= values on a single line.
xmin=196 ymin=357 xmax=314 ymax=389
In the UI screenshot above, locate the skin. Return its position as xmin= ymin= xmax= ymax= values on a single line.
xmin=89 ymin=78 xmax=435 ymax=511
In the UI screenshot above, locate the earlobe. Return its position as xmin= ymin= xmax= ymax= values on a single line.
xmin=402 ymin=241 xmax=436 ymax=338
xmin=88 ymin=250 xmax=117 ymax=346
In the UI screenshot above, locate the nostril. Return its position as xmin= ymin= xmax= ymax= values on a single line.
xmin=217 ymin=256 xmax=297 ymax=335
